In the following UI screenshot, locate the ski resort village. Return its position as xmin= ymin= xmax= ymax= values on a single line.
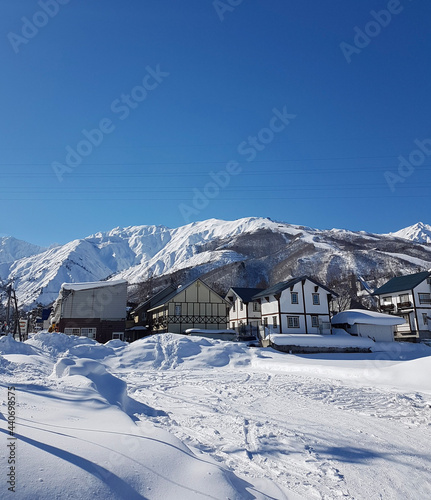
xmin=1 ymin=218 xmax=431 ymax=499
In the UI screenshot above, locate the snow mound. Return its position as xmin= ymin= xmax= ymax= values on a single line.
xmin=0 ymin=334 xmax=37 ymax=355
xmin=26 ymin=332 xmax=98 ymax=356
xmin=0 ymin=355 xmax=13 ymax=374
xmin=65 ymin=343 xmax=115 ymax=360
xmin=104 ymin=338 xmax=128 ymax=349
xmin=107 ymin=333 xmax=251 ymax=372
xmin=53 ymin=357 xmax=165 ymax=417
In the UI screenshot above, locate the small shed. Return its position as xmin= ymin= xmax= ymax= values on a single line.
xmin=331 ymin=309 xmax=406 ymax=342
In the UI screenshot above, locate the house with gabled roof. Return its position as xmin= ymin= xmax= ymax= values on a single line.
xmin=252 ymin=276 xmax=338 ymax=335
xmin=146 ymin=278 xmax=229 ymax=334
xmin=372 ymin=270 xmax=431 ymax=340
xmin=224 ymin=287 xmax=264 ymax=332
xmin=131 ymin=284 xmax=177 ymax=327
xmin=50 ymin=280 xmax=128 ymax=343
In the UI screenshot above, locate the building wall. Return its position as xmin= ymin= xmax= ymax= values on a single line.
xmin=58 ymin=318 xmax=125 ymax=344
xmin=61 ymin=282 xmax=128 ymax=321
xmin=349 ymin=323 xmax=394 ymax=342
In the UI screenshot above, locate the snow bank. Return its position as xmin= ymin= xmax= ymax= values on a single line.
xmin=65 ymin=343 xmax=116 ymax=360
xmin=106 ymin=333 xmax=251 ymax=372
xmin=26 ymin=332 xmax=98 ymax=356
xmin=0 ymin=355 xmax=13 ymax=375
xmin=104 ymin=338 xmax=128 ymax=349
xmin=53 ymin=357 xmax=164 ymax=418
xmin=0 ymin=334 xmax=37 ymax=355
xmin=2 ymin=328 xmax=431 ymax=499
xmin=332 ymin=309 xmax=406 ymax=326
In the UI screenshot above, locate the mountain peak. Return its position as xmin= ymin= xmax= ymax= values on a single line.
xmin=390 ymin=222 xmax=431 ymax=244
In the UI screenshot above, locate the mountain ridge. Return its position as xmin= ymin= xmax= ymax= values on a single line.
xmin=1 ymin=218 xmax=430 ymax=309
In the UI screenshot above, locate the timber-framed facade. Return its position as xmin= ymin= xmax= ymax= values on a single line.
xmin=147 ymin=279 xmax=229 ymax=334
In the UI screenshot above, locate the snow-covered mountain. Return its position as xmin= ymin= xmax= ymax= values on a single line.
xmin=0 ymin=236 xmax=46 ymax=283
xmin=2 ymin=218 xmax=431 ymax=308
xmin=0 ymin=236 xmax=45 ymax=264
xmin=390 ymin=222 xmax=431 ymax=244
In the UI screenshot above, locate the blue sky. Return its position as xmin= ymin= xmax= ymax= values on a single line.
xmin=1 ymin=0 xmax=430 ymax=246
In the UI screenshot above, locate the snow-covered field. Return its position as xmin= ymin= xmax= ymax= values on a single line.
xmin=1 ymin=333 xmax=431 ymax=499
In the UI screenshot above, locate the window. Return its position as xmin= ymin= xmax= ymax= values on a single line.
xmin=272 ymin=316 xmax=278 ymax=328
xmin=422 ymin=314 xmax=428 ymax=325
xmin=288 ymin=316 xmax=300 ymax=328
xmin=419 ymin=293 xmax=431 ymax=304
xmin=232 ymin=322 xmax=235 ymax=329
xmin=252 ymin=301 xmax=260 ymax=312
xmin=174 ymin=304 xmax=182 ymax=316
xmin=311 ymin=316 xmax=319 ymax=328
xmin=81 ymin=328 xmax=96 ymax=339
xmin=240 ymin=301 xmax=244 ymax=311
xmin=383 ymin=296 xmax=392 ymax=302
xmin=399 ymin=294 xmax=409 ymax=302
xmin=291 ymin=292 xmax=298 ymax=304
xmin=232 ymin=302 xmax=236 ymax=312
xmin=312 ymin=293 xmax=320 ymax=305
xmin=112 ymin=332 xmax=124 ymax=340
xmin=64 ymin=327 xmax=80 ymax=336
xmin=263 ymin=317 xmax=268 ymax=327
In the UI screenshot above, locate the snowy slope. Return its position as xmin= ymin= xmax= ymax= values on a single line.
xmin=3 ymin=217 xmax=431 ymax=308
xmin=1 ymin=332 xmax=431 ymax=499
xmin=0 ymin=237 xmax=45 ymax=279
xmin=390 ymin=222 xmax=431 ymax=244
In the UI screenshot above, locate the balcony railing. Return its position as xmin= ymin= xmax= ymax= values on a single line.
xmin=381 ymin=303 xmax=395 ymax=311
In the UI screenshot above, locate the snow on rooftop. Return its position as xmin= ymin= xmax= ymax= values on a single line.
xmin=332 ymin=309 xmax=406 ymax=326
xmin=269 ymin=333 xmax=374 ymax=349
xmin=61 ymin=279 xmax=127 ymax=291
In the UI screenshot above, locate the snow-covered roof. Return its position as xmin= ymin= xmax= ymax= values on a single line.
xmin=62 ymin=280 xmax=127 ymax=291
xmin=331 ymin=309 xmax=406 ymax=326
xmin=185 ymin=328 xmax=236 ymax=334
xmin=270 ymin=333 xmax=374 ymax=348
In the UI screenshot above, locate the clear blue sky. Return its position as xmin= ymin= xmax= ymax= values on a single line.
xmin=1 ymin=0 xmax=430 ymax=246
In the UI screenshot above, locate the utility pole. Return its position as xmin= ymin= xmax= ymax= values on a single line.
xmin=13 ymin=289 xmax=22 ymax=341
xmin=1 ymin=282 xmax=22 ymax=340
xmin=6 ymin=284 xmax=12 ymax=331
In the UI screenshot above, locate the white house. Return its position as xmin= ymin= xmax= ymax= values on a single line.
xmin=331 ymin=309 xmax=406 ymax=342
xmin=253 ymin=276 xmax=337 ymax=335
xmin=372 ymin=270 xmax=431 ymax=340
xmin=224 ymin=287 xmax=264 ymax=332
